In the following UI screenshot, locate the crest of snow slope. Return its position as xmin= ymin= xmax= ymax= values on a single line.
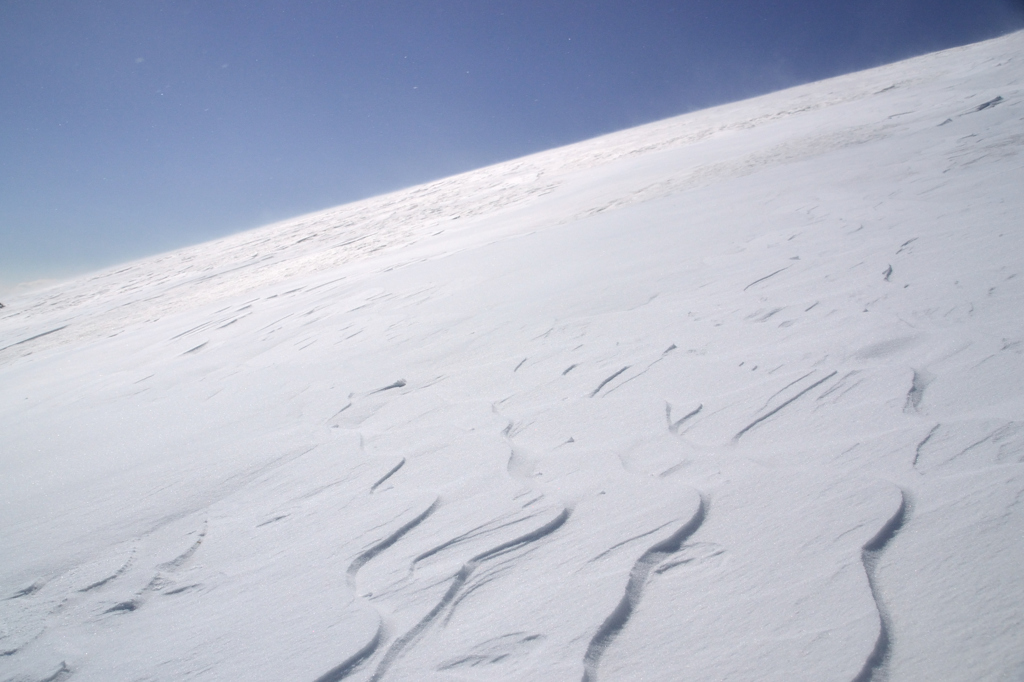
xmin=2 ymin=31 xmax=1024 ymax=682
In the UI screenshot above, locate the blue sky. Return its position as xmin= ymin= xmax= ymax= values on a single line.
xmin=2 ymin=1 xmax=1023 ymax=290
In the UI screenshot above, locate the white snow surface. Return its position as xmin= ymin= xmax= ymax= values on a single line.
xmin=3 ymin=32 xmax=1024 ymax=682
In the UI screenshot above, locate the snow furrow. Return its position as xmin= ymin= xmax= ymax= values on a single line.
xmin=912 ymin=424 xmax=940 ymax=469
xmin=733 ymin=371 xmax=837 ymax=441
xmin=587 ymin=521 xmax=676 ymax=563
xmin=312 ymin=500 xmax=439 ymax=681
xmin=35 ymin=661 xmax=71 ymax=682
xmin=370 ymin=459 xmax=406 ymax=493
xmin=666 ymin=402 xmax=703 ymax=434
xmin=762 ymin=371 xmax=815 ymax=410
xmin=604 ymin=346 xmax=677 ymax=396
xmin=157 ymin=522 xmax=207 ymax=571
xmin=367 ymin=506 xmax=571 ymax=681
xmin=78 ymin=552 xmax=135 ymax=593
xmin=580 ymin=496 xmax=706 ymax=682
xmin=851 ymin=489 xmax=909 ymax=682
xmin=590 ymin=367 xmax=631 ymax=397
xmin=0 ymin=325 xmax=68 ymax=353
xmin=903 ymin=369 xmax=933 ymax=414
xmin=743 ymin=266 xmax=791 ymax=291
xmin=346 ymin=499 xmax=439 ymax=590
xmin=369 ymin=379 xmax=407 ymax=394
xmin=6 ymin=582 xmax=44 ymax=600
xmin=312 ymin=621 xmax=383 ymax=682
xmin=410 ymin=509 xmax=539 ymax=573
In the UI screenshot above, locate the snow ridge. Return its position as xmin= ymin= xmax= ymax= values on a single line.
xmin=581 ymin=496 xmax=706 ymax=682
xmin=368 ymin=506 xmax=571 ymax=681
xmin=852 ymin=490 xmax=910 ymax=682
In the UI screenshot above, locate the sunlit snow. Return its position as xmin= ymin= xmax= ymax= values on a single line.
xmin=2 ymin=31 xmax=1024 ymax=682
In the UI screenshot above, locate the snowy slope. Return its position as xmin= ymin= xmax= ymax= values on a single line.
xmin=2 ymin=31 xmax=1024 ymax=682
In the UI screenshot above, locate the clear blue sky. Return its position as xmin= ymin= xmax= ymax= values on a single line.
xmin=2 ymin=1 xmax=1023 ymax=289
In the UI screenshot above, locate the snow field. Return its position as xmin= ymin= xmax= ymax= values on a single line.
xmin=2 ymin=30 xmax=1024 ymax=682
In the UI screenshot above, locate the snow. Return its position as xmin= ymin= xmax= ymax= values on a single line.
xmin=2 ymin=30 xmax=1024 ymax=682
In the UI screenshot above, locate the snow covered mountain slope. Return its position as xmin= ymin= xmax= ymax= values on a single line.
xmin=3 ymin=30 xmax=1024 ymax=682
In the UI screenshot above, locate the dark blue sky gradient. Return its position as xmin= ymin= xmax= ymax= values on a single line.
xmin=2 ymin=1 xmax=1023 ymax=288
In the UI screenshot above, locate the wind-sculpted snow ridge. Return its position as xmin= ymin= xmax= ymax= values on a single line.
xmin=590 ymin=366 xmax=631 ymax=397
xmin=852 ymin=490 xmax=909 ymax=682
xmin=312 ymin=500 xmax=438 ymax=682
xmin=733 ymin=370 xmax=838 ymax=441
xmin=3 ymin=29 xmax=1024 ymax=682
xmin=345 ymin=500 xmax=439 ymax=590
xmin=666 ymin=402 xmax=702 ymax=435
xmin=581 ymin=496 xmax=706 ymax=682
xmin=369 ymin=458 xmax=406 ymax=493
xmin=313 ymin=626 xmax=382 ymax=682
xmin=367 ymin=506 xmax=571 ymax=682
